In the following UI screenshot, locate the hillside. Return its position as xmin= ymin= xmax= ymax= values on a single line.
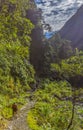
xmin=60 ymin=5 xmax=83 ymax=49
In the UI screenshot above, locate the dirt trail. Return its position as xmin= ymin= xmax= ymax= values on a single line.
xmin=4 ymin=101 xmax=35 ymax=130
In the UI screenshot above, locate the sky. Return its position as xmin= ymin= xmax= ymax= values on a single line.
xmin=36 ymin=0 xmax=83 ymax=31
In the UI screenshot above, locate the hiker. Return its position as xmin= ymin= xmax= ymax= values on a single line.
xmin=12 ymin=103 xmax=18 ymax=115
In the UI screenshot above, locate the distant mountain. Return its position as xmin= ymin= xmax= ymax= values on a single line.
xmin=60 ymin=5 xmax=83 ymax=49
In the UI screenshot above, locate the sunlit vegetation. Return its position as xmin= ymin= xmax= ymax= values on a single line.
xmin=0 ymin=0 xmax=35 ymax=127
xmin=27 ymin=50 xmax=83 ymax=130
xmin=27 ymin=79 xmax=83 ymax=130
xmin=0 ymin=0 xmax=83 ymax=130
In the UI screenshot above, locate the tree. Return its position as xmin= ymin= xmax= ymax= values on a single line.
xmin=38 ymin=34 xmax=73 ymax=77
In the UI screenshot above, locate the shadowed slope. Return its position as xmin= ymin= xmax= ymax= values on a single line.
xmin=60 ymin=5 xmax=83 ymax=49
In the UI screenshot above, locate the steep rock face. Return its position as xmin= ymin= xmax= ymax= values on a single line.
xmin=60 ymin=5 xmax=83 ymax=49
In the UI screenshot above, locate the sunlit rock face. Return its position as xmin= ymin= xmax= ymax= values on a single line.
xmin=60 ymin=5 xmax=83 ymax=49
xmin=35 ymin=0 xmax=83 ymax=31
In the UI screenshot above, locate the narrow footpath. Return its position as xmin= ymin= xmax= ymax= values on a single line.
xmin=4 ymin=101 xmax=35 ymax=130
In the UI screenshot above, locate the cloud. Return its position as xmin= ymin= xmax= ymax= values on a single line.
xmin=36 ymin=0 xmax=83 ymax=31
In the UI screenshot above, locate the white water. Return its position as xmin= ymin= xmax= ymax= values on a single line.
xmin=36 ymin=0 xmax=83 ymax=31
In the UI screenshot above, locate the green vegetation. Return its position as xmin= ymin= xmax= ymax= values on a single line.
xmin=27 ymin=80 xmax=83 ymax=130
xmin=0 ymin=0 xmax=83 ymax=130
xmin=38 ymin=34 xmax=73 ymax=77
xmin=27 ymin=50 xmax=83 ymax=130
xmin=0 ymin=0 xmax=35 ymax=128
